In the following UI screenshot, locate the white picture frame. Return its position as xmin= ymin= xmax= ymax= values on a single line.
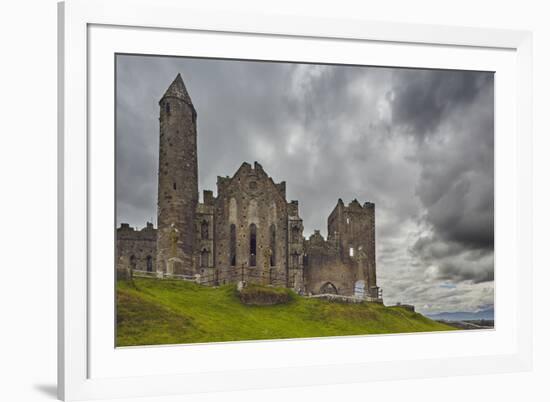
xmin=58 ymin=0 xmax=533 ymax=400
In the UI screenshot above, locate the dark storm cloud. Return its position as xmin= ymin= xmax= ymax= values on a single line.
xmin=396 ymin=70 xmax=495 ymax=285
xmin=439 ymin=259 xmax=495 ymax=283
xmin=391 ymin=70 xmax=494 ymax=238
xmin=411 ymin=236 xmax=494 ymax=284
xmin=391 ymin=70 xmax=492 ymax=140
xmin=116 ymin=55 xmax=494 ymax=313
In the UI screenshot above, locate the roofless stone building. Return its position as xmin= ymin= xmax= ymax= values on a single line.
xmin=116 ymin=74 xmax=381 ymax=299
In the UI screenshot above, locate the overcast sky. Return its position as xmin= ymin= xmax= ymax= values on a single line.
xmin=116 ymin=54 xmax=494 ymax=314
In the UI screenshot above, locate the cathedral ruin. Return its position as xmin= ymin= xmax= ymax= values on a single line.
xmin=117 ymin=74 xmax=381 ymax=300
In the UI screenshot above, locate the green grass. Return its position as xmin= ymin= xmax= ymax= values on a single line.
xmin=116 ymin=278 xmax=456 ymax=347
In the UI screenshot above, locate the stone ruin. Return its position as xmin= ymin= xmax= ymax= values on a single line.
xmin=117 ymin=74 xmax=382 ymax=301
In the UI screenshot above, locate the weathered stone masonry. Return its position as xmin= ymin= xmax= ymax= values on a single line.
xmin=116 ymin=222 xmax=156 ymax=273
xmin=117 ymin=74 xmax=381 ymax=299
xmin=156 ymin=74 xmax=198 ymax=276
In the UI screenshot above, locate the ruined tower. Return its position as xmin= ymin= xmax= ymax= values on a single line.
xmin=156 ymin=74 xmax=198 ymax=275
xmin=327 ymin=199 xmax=378 ymax=297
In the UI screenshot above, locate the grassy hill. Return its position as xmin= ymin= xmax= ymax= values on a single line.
xmin=116 ymin=278 xmax=455 ymax=347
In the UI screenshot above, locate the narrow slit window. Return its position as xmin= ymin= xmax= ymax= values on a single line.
xmin=291 ymin=253 xmax=299 ymax=268
xmin=200 ymin=249 xmax=209 ymax=267
xmin=249 ymin=224 xmax=257 ymax=266
xmin=292 ymin=226 xmax=301 ymax=243
xmin=270 ymin=224 xmax=276 ymax=266
xmin=230 ymin=224 xmax=236 ymax=266
xmin=201 ymin=220 xmax=209 ymax=240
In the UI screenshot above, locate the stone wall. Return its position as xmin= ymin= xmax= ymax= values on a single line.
xmin=327 ymin=199 xmax=377 ymax=291
xmin=304 ymin=230 xmax=358 ymax=296
xmin=287 ymin=200 xmax=305 ymax=292
xmin=116 ymin=223 xmax=157 ymax=272
xmin=116 ymin=196 xmax=378 ymax=299
xmin=195 ymin=190 xmax=215 ymax=277
xmin=214 ymin=162 xmax=289 ymax=286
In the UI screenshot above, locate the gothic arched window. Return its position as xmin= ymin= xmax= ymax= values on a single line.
xmin=201 ymin=220 xmax=209 ymax=240
xmin=270 ymin=224 xmax=276 ymax=266
xmin=229 ymin=224 xmax=236 ymax=266
xmin=321 ymin=282 xmax=338 ymax=295
xmin=292 ymin=226 xmax=301 ymax=243
xmin=146 ymin=255 xmax=153 ymax=272
xmin=249 ymin=224 xmax=257 ymax=267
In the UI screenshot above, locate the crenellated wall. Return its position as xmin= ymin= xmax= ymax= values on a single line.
xmin=326 ymin=199 xmax=377 ymax=293
xmin=304 ymin=230 xmax=356 ymax=296
xmin=116 ymin=223 xmax=157 ymax=273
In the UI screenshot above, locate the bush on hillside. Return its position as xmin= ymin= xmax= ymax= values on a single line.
xmin=239 ymin=284 xmax=293 ymax=306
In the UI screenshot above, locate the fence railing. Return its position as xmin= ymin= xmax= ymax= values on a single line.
xmin=132 ymin=269 xmax=198 ymax=282
xmin=131 ymin=265 xmax=290 ymax=287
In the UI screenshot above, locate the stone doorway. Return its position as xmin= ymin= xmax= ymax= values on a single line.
xmin=320 ymin=282 xmax=338 ymax=295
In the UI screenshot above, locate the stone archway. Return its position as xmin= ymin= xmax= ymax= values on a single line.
xmin=320 ymin=282 xmax=338 ymax=295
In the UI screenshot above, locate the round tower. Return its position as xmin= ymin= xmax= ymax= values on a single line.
xmin=156 ymin=73 xmax=198 ymax=275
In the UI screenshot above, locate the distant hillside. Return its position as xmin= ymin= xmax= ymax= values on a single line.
xmin=116 ymin=278 xmax=455 ymax=347
xmin=427 ymin=308 xmax=494 ymax=321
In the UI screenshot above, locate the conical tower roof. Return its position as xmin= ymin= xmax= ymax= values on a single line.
xmin=160 ymin=73 xmax=193 ymax=105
